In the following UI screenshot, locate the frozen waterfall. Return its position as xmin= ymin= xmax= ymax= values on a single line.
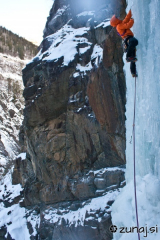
xmin=111 ymin=0 xmax=160 ymax=239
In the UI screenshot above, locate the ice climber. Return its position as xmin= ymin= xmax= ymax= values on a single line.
xmin=110 ymin=9 xmax=138 ymax=77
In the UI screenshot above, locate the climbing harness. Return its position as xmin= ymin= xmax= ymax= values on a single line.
xmin=116 ymin=29 xmax=126 ymax=37
xmin=132 ymin=76 xmax=140 ymax=240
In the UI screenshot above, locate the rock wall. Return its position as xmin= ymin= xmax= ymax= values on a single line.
xmin=12 ymin=0 xmax=127 ymax=239
xmin=20 ymin=0 xmax=126 ymax=204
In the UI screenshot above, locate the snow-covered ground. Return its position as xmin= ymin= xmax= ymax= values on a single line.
xmin=112 ymin=0 xmax=160 ymax=239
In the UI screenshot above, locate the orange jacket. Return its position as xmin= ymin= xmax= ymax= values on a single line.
xmin=110 ymin=10 xmax=134 ymax=39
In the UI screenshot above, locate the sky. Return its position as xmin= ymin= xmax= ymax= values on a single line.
xmin=0 ymin=0 xmax=54 ymax=45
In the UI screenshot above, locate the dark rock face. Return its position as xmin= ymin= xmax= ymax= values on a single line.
xmin=12 ymin=0 xmax=127 ymax=239
xmin=0 ymin=225 xmax=13 ymax=240
xmin=87 ymin=29 xmax=126 ymax=165
xmin=21 ymin=56 xmax=125 ymax=205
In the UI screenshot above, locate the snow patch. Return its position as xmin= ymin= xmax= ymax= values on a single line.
xmin=76 ymin=62 xmax=92 ymax=73
xmin=0 ymin=171 xmax=22 ymax=202
xmin=91 ymin=44 xmax=103 ymax=61
xmin=87 ymin=166 xmax=125 ymax=176
xmin=34 ymin=25 xmax=90 ymax=66
xmin=0 ymin=170 xmax=40 ymax=239
xmin=44 ymin=190 xmax=120 ymax=227
xmin=0 ymin=204 xmax=30 ymax=240
xmin=95 ymin=19 xmax=110 ymax=29
xmin=17 ymin=153 xmax=26 ymax=160
xmin=0 ymin=171 xmax=30 ymax=240
xmin=73 ymin=72 xmax=80 ymax=78
xmin=77 ymin=11 xmax=95 ymax=17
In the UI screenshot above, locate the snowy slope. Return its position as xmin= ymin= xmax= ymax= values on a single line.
xmin=112 ymin=1 xmax=160 ymax=239
xmin=0 ymin=53 xmax=28 ymax=169
xmin=0 ymin=53 xmax=31 ymax=239
xmin=0 ymin=169 xmax=39 ymax=240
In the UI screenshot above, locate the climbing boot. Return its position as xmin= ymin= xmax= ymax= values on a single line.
xmin=132 ymin=72 xmax=138 ymax=78
xmin=126 ymin=57 xmax=137 ymax=62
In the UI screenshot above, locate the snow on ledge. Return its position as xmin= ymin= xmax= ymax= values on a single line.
xmin=87 ymin=166 xmax=125 ymax=176
xmin=17 ymin=152 xmax=26 ymax=161
xmin=44 ymin=189 xmax=120 ymax=227
xmin=29 ymin=25 xmax=90 ymax=67
xmin=77 ymin=11 xmax=95 ymax=17
xmin=95 ymin=19 xmax=110 ymax=29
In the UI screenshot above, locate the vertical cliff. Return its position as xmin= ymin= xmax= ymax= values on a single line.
xmin=12 ymin=0 xmax=127 ymax=239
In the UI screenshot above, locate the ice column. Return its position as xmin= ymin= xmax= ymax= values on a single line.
xmin=111 ymin=0 xmax=160 ymax=239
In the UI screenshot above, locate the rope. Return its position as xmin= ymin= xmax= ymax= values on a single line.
xmin=132 ymin=76 xmax=140 ymax=240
